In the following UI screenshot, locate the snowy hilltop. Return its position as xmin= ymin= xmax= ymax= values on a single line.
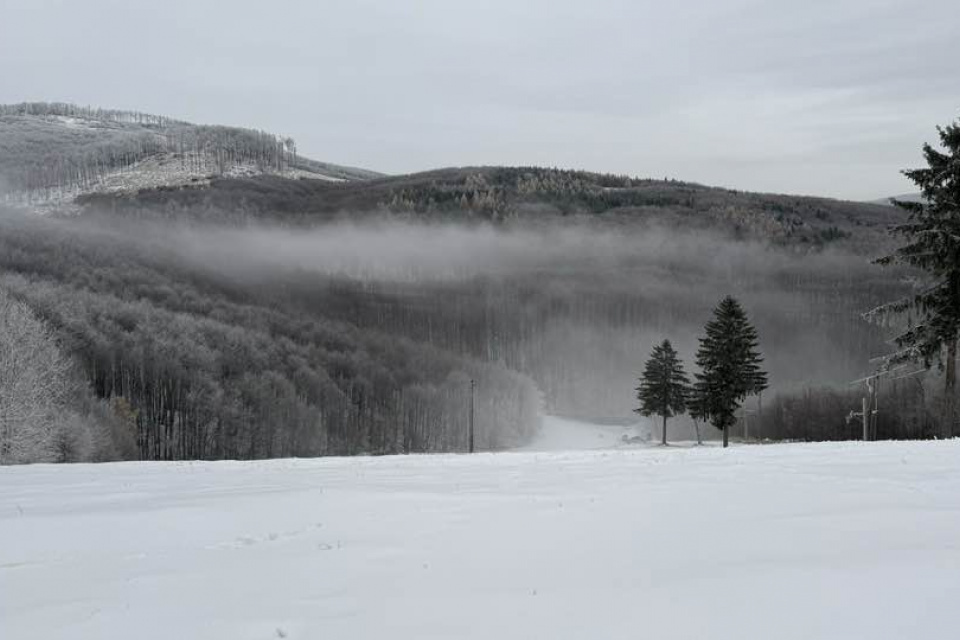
xmin=0 ymin=102 xmax=380 ymax=214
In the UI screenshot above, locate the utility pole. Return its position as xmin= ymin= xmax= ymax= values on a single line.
xmin=850 ymin=374 xmax=880 ymax=442
xmin=846 ymin=396 xmax=871 ymax=441
xmin=850 ymin=371 xmax=880 ymax=441
xmin=469 ymin=379 xmax=475 ymax=454
xmin=850 ymin=365 xmax=924 ymax=442
xmin=757 ymin=391 xmax=763 ymax=443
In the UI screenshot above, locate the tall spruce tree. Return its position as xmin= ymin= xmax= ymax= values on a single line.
xmin=870 ymin=120 xmax=960 ymax=436
xmin=692 ymin=296 xmax=768 ymax=448
xmin=636 ymin=340 xmax=689 ymax=446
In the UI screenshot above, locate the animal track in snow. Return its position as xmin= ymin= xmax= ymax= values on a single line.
xmin=208 ymin=526 xmax=320 ymax=551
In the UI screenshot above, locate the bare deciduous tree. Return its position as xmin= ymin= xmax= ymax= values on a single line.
xmin=0 ymin=288 xmax=72 ymax=464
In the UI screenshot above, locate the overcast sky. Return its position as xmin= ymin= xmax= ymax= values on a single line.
xmin=1 ymin=0 xmax=957 ymax=200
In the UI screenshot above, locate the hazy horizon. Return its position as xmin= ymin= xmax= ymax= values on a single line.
xmin=2 ymin=0 xmax=958 ymax=200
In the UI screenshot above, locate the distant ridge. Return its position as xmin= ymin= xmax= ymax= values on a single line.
xmin=77 ymin=165 xmax=903 ymax=251
xmin=0 ymin=102 xmax=381 ymax=212
xmin=869 ymin=193 xmax=924 ymax=206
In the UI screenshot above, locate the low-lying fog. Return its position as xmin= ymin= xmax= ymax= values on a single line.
xmin=2 ymin=210 xmax=903 ymax=420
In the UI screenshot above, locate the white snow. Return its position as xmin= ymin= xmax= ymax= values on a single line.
xmin=50 ymin=115 xmax=100 ymax=130
xmin=2 ymin=151 xmax=344 ymax=216
xmin=2 ymin=431 xmax=960 ymax=639
xmin=517 ymin=414 xmax=652 ymax=451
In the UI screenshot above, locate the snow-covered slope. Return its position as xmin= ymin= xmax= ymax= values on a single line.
xmin=517 ymin=414 xmax=653 ymax=451
xmin=3 ymin=439 xmax=959 ymax=640
xmin=0 ymin=103 xmax=381 ymax=214
xmin=1 ymin=151 xmax=346 ymax=215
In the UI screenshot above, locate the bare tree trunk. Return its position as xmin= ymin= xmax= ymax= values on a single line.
xmin=862 ymin=396 xmax=870 ymax=442
xmin=945 ymin=339 xmax=957 ymax=438
xmin=757 ymin=392 xmax=763 ymax=443
xmin=693 ymin=419 xmax=702 ymax=445
xmin=722 ymin=425 xmax=729 ymax=448
xmin=662 ymin=414 xmax=667 ymax=446
xmin=469 ymin=378 xmax=475 ymax=453
xmin=0 ymin=290 xmax=73 ymax=464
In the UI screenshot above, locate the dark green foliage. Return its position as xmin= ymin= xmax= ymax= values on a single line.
xmin=636 ymin=340 xmax=689 ymax=445
xmin=872 ymin=121 xmax=960 ymax=370
xmin=692 ymin=296 xmax=768 ymax=446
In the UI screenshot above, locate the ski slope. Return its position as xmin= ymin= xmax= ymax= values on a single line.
xmin=516 ymin=415 xmax=652 ymax=451
xmin=2 ymin=437 xmax=960 ymax=639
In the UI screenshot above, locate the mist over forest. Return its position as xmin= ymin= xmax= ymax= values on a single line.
xmin=0 ymin=103 xmax=931 ymax=463
xmin=0 ymin=198 xmax=907 ymax=459
xmin=4 ymin=0 xmax=960 ymax=631
xmin=4 ymin=0 xmax=960 ymax=628
xmin=128 ymin=216 xmax=900 ymax=400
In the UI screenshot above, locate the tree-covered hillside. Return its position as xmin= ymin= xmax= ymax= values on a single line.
xmin=0 ymin=212 xmax=539 ymax=460
xmin=0 ymin=102 xmax=380 ymax=209
xmin=1 ymin=193 xmax=906 ymax=461
xmin=0 ymin=108 xmax=916 ymax=460
xmin=79 ymin=166 xmax=902 ymax=249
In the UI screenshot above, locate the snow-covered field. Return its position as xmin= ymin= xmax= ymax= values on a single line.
xmin=2 ymin=419 xmax=960 ymax=640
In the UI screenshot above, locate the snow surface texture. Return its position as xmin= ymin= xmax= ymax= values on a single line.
xmin=2 ymin=422 xmax=960 ymax=639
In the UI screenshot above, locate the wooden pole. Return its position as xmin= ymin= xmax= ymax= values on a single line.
xmin=862 ymin=396 xmax=869 ymax=442
xmin=469 ymin=379 xmax=475 ymax=454
xmin=757 ymin=392 xmax=763 ymax=443
xmin=873 ymin=378 xmax=880 ymax=441
xmin=946 ymin=339 xmax=957 ymax=439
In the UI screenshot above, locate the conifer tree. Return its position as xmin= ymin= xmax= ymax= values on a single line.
xmin=636 ymin=340 xmax=689 ymax=446
xmin=692 ymin=296 xmax=768 ymax=447
xmin=870 ymin=120 xmax=960 ymax=436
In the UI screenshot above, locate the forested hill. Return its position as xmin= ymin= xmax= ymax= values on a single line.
xmin=0 ymin=102 xmax=381 ymax=212
xmin=0 ymin=111 xmax=911 ymax=463
xmin=78 ymin=166 xmax=903 ymax=250
xmin=0 ymin=101 xmax=902 ymax=246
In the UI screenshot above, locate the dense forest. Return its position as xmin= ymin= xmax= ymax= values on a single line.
xmin=0 ymin=211 xmax=540 ymax=461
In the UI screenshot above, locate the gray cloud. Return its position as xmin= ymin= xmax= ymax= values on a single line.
xmin=1 ymin=0 xmax=957 ymax=199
